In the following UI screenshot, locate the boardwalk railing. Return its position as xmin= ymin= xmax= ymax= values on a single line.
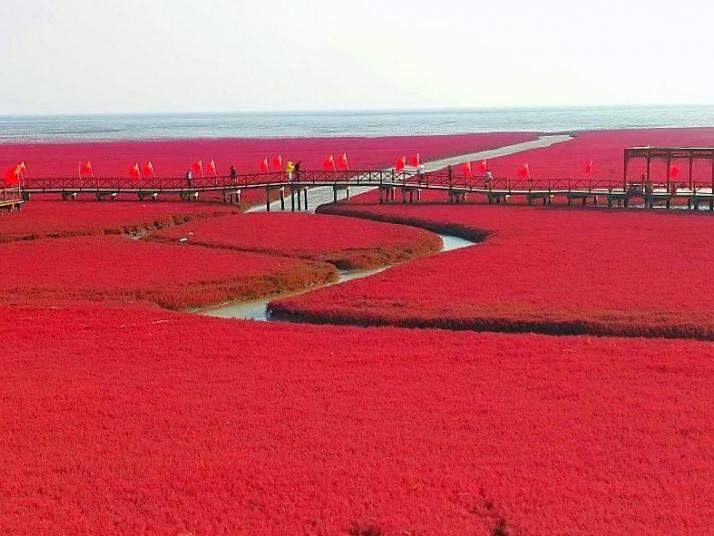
xmin=20 ymin=170 xmax=714 ymax=192
xmin=20 ymin=170 xmax=649 ymax=193
xmin=0 ymin=186 xmax=24 ymax=211
xmin=16 ymin=169 xmax=714 ymax=211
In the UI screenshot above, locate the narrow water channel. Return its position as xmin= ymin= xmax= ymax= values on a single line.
xmin=202 ymin=233 xmax=475 ymax=321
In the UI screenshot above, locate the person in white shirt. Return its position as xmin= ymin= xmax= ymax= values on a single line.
xmin=416 ymin=163 xmax=426 ymax=184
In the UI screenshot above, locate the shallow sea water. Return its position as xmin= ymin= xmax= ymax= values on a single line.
xmin=3 ymin=105 xmax=714 ymax=143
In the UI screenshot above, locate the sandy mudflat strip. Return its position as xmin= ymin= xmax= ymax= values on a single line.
xmin=249 ymin=134 xmax=572 ymax=213
xmin=421 ymin=134 xmax=572 ymax=171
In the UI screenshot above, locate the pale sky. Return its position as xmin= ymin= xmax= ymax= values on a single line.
xmin=2 ymin=0 xmax=714 ymax=114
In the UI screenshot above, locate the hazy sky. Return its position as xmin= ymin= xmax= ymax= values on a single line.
xmin=2 ymin=0 xmax=714 ymax=114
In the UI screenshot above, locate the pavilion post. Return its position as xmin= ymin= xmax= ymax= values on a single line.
xmin=667 ymin=151 xmax=672 ymax=192
xmin=623 ymin=152 xmax=629 ymax=190
xmin=689 ymin=153 xmax=694 ymax=191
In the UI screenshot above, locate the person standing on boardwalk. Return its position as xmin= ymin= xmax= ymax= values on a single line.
xmin=230 ymin=165 xmax=238 ymax=185
xmin=293 ymin=161 xmax=302 ymax=182
xmin=185 ymin=169 xmax=193 ymax=188
xmin=640 ymin=171 xmax=653 ymax=196
xmin=285 ymin=160 xmax=296 ymax=181
xmin=484 ymin=169 xmax=493 ymax=189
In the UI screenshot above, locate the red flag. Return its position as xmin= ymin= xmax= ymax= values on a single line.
xmin=337 ymin=152 xmax=349 ymax=170
xmin=271 ymin=155 xmax=283 ymax=171
xmin=259 ymin=157 xmax=269 ymax=174
xmin=478 ymin=160 xmax=488 ymax=173
xmin=395 ymin=155 xmax=406 ymax=172
xmin=517 ymin=163 xmax=531 ymax=179
xmin=207 ymin=159 xmax=217 ymax=175
xmin=142 ymin=161 xmax=155 ymax=177
xmin=584 ymin=161 xmax=594 ymax=176
xmin=408 ymin=153 xmax=421 ymax=167
xmin=81 ymin=161 xmax=94 ymax=177
xmin=129 ymin=163 xmax=141 ymax=179
xmin=192 ymin=160 xmax=203 ymax=175
xmin=462 ymin=161 xmax=473 ymax=177
xmin=4 ymin=165 xmax=20 ymax=186
xmin=670 ymin=163 xmax=680 ymax=178
xmin=18 ymin=161 xmax=28 ymax=178
xmin=323 ymin=155 xmax=337 ymax=172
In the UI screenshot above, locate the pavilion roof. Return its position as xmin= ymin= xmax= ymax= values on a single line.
xmin=626 ymin=146 xmax=714 ymax=159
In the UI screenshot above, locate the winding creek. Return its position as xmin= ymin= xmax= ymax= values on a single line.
xmin=201 ymin=233 xmax=475 ymax=321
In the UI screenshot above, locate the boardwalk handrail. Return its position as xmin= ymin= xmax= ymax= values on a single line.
xmin=1 ymin=186 xmax=22 ymax=201
xmin=0 ymin=186 xmax=24 ymax=211
xmin=17 ymin=169 xmax=714 ymax=198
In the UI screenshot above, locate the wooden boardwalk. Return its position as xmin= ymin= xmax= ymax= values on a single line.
xmin=0 ymin=188 xmax=24 ymax=212
xmin=11 ymin=143 xmax=714 ymax=211
xmin=18 ymin=170 xmax=714 ymax=211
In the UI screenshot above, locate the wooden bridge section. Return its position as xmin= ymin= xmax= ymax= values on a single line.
xmin=0 ymin=187 xmax=24 ymax=212
xmin=14 ymin=147 xmax=714 ymax=211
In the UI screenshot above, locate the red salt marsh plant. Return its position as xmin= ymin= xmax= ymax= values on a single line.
xmin=0 ymin=199 xmax=238 ymax=242
xmin=0 ymin=133 xmax=538 ymax=210
xmin=150 ymin=213 xmax=442 ymax=270
xmin=0 ymin=235 xmax=336 ymax=309
xmin=271 ymin=204 xmax=714 ymax=340
xmin=411 ymin=128 xmax=714 ymax=206
xmin=1 ymin=306 xmax=712 ymax=535
xmin=485 ymin=127 xmax=714 ymax=182
xmin=0 ymin=132 xmax=538 ymax=178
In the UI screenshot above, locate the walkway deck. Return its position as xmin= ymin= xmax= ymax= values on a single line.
xmin=249 ymin=135 xmax=572 ymax=213
xmin=19 ymin=171 xmax=714 ymax=211
xmin=15 ymin=132 xmax=714 ymax=212
xmin=0 ymin=188 xmax=24 ymax=212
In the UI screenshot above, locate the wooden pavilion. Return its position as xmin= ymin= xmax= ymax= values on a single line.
xmin=624 ymin=146 xmax=714 ymax=190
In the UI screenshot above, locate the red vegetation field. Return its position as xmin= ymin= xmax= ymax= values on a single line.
xmin=0 ymin=133 xmax=537 ymax=179
xmin=0 ymin=133 xmax=537 ymax=208
xmin=4 ymin=129 xmax=714 ymax=534
xmin=1 ymin=306 xmax=712 ymax=535
xmin=486 ymin=128 xmax=714 ymax=181
xmin=0 ymin=235 xmax=335 ymax=309
xmin=400 ymin=128 xmax=714 ymax=206
xmin=0 ymin=199 xmax=238 ymax=242
xmin=272 ymin=203 xmax=714 ymax=339
xmin=151 ymin=213 xmax=442 ymax=269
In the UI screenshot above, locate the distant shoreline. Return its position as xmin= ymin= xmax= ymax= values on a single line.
xmin=4 ymin=126 xmax=714 ymax=147
xmin=3 ymin=103 xmax=714 ymax=118
xmin=3 ymin=106 xmax=714 ymax=144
